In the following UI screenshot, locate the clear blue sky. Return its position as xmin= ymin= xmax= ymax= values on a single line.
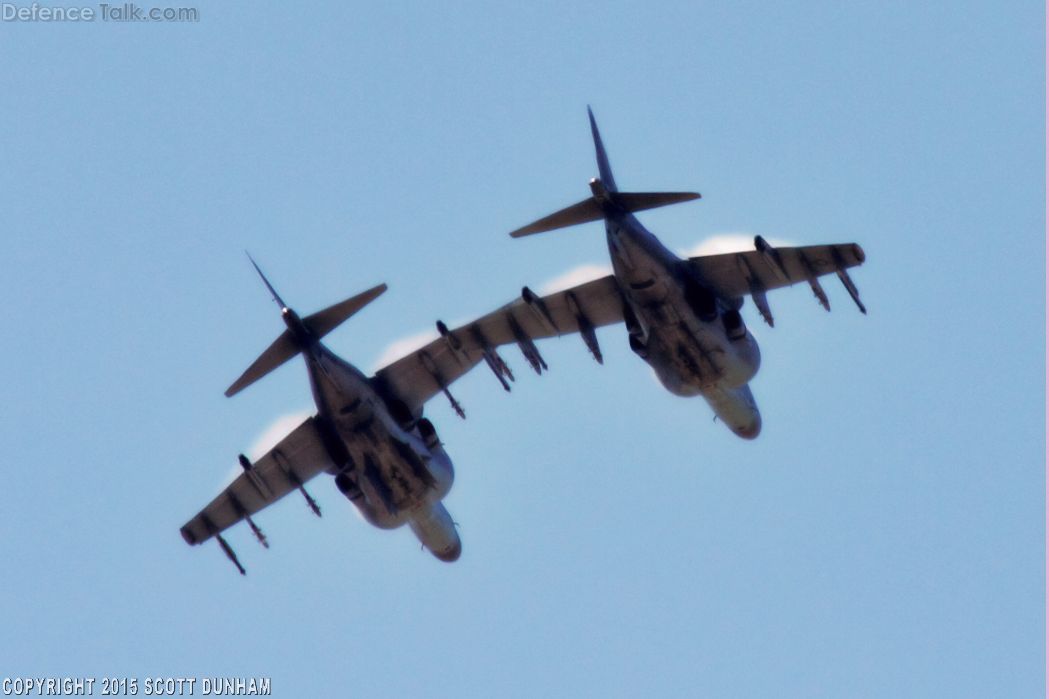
xmin=1 ymin=2 xmax=1044 ymax=697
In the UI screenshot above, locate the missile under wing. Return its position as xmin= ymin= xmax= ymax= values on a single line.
xmin=372 ymin=275 xmax=625 ymax=417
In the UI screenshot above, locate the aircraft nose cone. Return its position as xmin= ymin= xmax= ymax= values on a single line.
xmin=433 ymin=539 xmax=462 ymax=563
xmin=735 ymin=415 xmax=762 ymax=440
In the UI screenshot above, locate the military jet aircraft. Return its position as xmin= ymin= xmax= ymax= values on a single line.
xmin=180 ymin=258 xmax=466 ymax=572
xmin=390 ymin=109 xmax=867 ymax=440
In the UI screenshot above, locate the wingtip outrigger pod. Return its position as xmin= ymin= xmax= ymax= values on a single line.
xmin=508 ymin=107 xmax=701 ymax=238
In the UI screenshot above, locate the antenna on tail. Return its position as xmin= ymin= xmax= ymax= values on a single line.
xmin=587 ymin=106 xmax=617 ymax=192
xmin=247 ymin=252 xmax=289 ymax=310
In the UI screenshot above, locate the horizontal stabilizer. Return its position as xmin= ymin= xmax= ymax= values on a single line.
xmin=510 ymin=198 xmax=603 ymax=237
xmin=224 ymin=283 xmax=388 ymax=398
xmin=616 ymin=191 xmax=701 ymax=214
xmin=225 ymin=331 xmax=299 ymax=397
xmin=509 ymin=191 xmax=700 ymax=238
xmin=304 ymin=283 xmax=388 ymax=339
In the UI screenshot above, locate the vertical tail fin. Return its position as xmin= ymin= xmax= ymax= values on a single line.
xmin=247 ymin=252 xmax=289 ymax=310
xmin=587 ymin=106 xmax=617 ymax=192
xmin=508 ymin=108 xmax=700 ymax=238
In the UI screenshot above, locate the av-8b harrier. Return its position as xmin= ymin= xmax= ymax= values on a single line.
xmin=181 ymin=258 xmax=468 ymax=571
xmin=401 ymin=109 xmax=867 ymax=439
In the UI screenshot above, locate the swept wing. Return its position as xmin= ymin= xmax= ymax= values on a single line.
xmin=374 ymin=275 xmax=624 ymax=414
xmin=181 ymin=416 xmax=335 ymax=547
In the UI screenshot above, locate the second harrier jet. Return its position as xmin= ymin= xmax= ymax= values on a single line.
xmin=386 ymin=109 xmax=866 ymax=439
xmin=181 ymin=259 xmax=467 ymax=572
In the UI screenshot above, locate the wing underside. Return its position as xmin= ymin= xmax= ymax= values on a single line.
xmin=374 ymin=275 xmax=625 ymax=414
xmin=688 ymin=241 xmax=860 ymax=298
xmin=180 ymin=415 xmax=335 ymax=546
xmin=689 ymin=242 xmax=865 ymax=296
xmin=688 ymin=241 xmax=866 ymax=323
